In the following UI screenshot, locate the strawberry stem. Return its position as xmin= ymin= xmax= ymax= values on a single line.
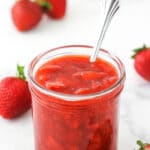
xmin=137 ymin=140 xmax=148 ymax=150
xmin=132 ymin=44 xmax=147 ymax=59
xmin=36 ymin=0 xmax=52 ymax=11
xmin=40 ymin=1 xmax=52 ymax=11
xmin=16 ymin=64 xmax=26 ymax=80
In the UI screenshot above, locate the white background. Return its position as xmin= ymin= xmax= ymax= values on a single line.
xmin=0 ymin=0 xmax=150 ymax=149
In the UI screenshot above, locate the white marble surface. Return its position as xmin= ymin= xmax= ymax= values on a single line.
xmin=0 ymin=0 xmax=150 ymax=149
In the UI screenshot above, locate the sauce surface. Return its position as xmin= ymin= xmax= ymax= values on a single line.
xmin=35 ymin=55 xmax=118 ymax=95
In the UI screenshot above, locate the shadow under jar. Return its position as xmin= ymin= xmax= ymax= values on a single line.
xmin=28 ymin=45 xmax=125 ymax=150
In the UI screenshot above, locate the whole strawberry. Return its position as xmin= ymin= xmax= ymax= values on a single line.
xmin=12 ymin=0 xmax=43 ymax=31
xmin=37 ymin=0 xmax=66 ymax=19
xmin=137 ymin=140 xmax=150 ymax=150
xmin=132 ymin=45 xmax=150 ymax=81
xmin=0 ymin=65 xmax=31 ymax=119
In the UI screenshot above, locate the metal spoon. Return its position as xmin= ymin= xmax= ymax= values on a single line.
xmin=90 ymin=0 xmax=120 ymax=63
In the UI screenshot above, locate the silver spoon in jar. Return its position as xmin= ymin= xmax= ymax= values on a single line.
xmin=90 ymin=0 xmax=120 ymax=63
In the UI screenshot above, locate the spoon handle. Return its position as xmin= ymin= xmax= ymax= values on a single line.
xmin=90 ymin=0 xmax=120 ymax=63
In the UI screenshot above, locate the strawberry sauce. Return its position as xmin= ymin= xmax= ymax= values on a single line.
xmin=35 ymin=55 xmax=118 ymax=95
xmin=31 ymin=55 xmax=123 ymax=150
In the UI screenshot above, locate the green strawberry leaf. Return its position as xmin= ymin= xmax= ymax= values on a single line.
xmin=137 ymin=140 xmax=148 ymax=150
xmin=16 ymin=64 xmax=26 ymax=80
xmin=40 ymin=1 xmax=52 ymax=11
xmin=132 ymin=44 xmax=147 ymax=59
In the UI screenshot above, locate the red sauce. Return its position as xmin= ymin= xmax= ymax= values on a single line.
xmin=32 ymin=55 xmax=122 ymax=150
xmin=35 ymin=55 xmax=118 ymax=95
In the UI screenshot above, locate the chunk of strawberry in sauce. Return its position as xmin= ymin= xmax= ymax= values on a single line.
xmin=73 ymin=71 xmax=107 ymax=80
xmin=45 ymin=81 xmax=66 ymax=90
xmin=38 ymin=64 xmax=62 ymax=73
xmin=36 ymin=65 xmax=62 ymax=83
xmin=75 ymin=88 xmax=91 ymax=95
xmin=87 ymin=120 xmax=113 ymax=150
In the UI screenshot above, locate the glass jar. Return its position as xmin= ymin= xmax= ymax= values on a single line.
xmin=28 ymin=45 xmax=125 ymax=150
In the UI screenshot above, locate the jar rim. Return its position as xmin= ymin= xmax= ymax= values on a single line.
xmin=28 ymin=45 xmax=126 ymax=101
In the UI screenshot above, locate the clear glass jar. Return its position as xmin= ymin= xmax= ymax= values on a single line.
xmin=28 ymin=45 xmax=125 ymax=150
